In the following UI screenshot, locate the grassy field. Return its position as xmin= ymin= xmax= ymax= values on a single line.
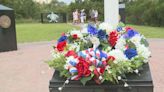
xmin=129 ymin=24 xmax=164 ymax=38
xmin=16 ymin=23 xmax=164 ymax=43
xmin=16 ymin=23 xmax=78 ymax=43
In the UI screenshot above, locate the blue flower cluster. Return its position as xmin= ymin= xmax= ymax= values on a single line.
xmin=123 ymin=30 xmax=139 ymax=39
xmin=124 ymin=48 xmax=137 ymax=59
xmin=87 ymin=25 xmax=98 ymax=35
xmin=58 ymin=35 xmax=67 ymax=43
xmin=88 ymin=25 xmax=107 ymax=40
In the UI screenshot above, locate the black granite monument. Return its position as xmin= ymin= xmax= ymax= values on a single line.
xmin=119 ymin=3 xmax=126 ymax=23
xmin=0 ymin=5 xmax=17 ymax=52
xmin=49 ymin=64 xmax=153 ymax=92
xmin=41 ymin=12 xmax=67 ymax=23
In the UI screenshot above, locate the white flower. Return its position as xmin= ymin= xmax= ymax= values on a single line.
xmin=115 ymin=37 xmax=126 ymax=51
xmin=99 ymin=76 xmax=103 ymax=80
xmin=136 ymin=44 xmax=151 ymax=60
xmin=81 ymin=27 xmax=88 ymax=33
xmin=58 ymin=87 xmax=63 ymax=91
xmin=105 ymin=65 xmax=111 ymax=70
xmin=118 ymin=76 xmax=122 ymax=80
xmin=113 ymin=60 xmax=118 ymax=64
xmin=130 ymin=35 xmax=142 ymax=46
xmin=99 ymin=22 xmax=114 ymax=33
xmin=124 ymin=83 xmax=129 ymax=87
xmin=51 ymin=50 xmax=63 ymax=59
xmin=64 ymin=64 xmax=69 ymax=70
xmin=68 ymin=44 xmax=77 ymax=50
xmin=65 ymin=80 xmax=69 ymax=84
xmin=66 ymin=56 xmax=74 ymax=63
xmin=90 ymin=36 xmax=100 ymax=49
xmin=89 ymin=66 xmax=95 ymax=71
xmin=108 ymin=49 xmax=128 ymax=62
xmin=134 ymin=69 xmax=139 ymax=74
xmin=70 ymin=30 xmax=83 ymax=38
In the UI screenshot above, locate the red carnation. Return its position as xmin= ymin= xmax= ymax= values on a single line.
xmin=65 ymin=50 xmax=78 ymax=58
xmin=108 ymin=31 xmax=118 ymax=47
xmin=100 ymin=67 xmax=105 ymax=74
xmin=56 ymin=41 xmax=67 ymax=52
xmin=72 ymin=34 xmax=78 ymax=39
xmin=76 ymin=57 xmax=91 ymax=79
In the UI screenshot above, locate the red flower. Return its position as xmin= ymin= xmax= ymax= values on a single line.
xmin=108 ymin=31 xmax=118 ymax=47
xmin=100 ymin=67 xmax=105 ymax=74
xmin=61 ymin=32 xmax=65 ymax=36
xmin=56 ymin=41 xmax=67 ymax=51
xmin=76 ymin=57 xmax=91 ymax=79
xmin=93 ymin=68 xmax=101 ymax=84
xmin=125 ymin=26 xmax=133 ymax=32
xmin=107 ymin=56 xmax=115 ymax=62
xmin=72 ymin=34 xmax=78 ymax=39
xmin=65 ymin=50 xmax=78 ymax=58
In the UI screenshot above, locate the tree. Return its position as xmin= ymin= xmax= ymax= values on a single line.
xmin=126 ymin=0 xmax=164 ymax=26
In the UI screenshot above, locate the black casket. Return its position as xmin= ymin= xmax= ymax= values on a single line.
xmin=49 ymin=64 xmax=153 ymax=92
xmin=0 ymin=5 xmax=17 ymax=52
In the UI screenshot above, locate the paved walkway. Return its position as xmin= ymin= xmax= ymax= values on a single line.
xmin=0 ymin=39 xmax=164 ymax=92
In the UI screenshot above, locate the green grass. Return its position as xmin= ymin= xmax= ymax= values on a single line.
xmin=16 ymin=23 xmax=78 ymax=43
xmin=16 ymin=23 xmax=164 ymax=43
xmin=128 ymin=24 xmax=164 ymax=38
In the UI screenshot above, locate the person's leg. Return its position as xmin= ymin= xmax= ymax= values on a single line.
xmin=81 ymin=17 xmax=84 ymax=23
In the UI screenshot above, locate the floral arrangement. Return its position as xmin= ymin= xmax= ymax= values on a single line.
xmin=48 ymin=22 xmax=151 ymax=90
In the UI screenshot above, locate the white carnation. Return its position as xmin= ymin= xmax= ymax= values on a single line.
xmin=108 ymin=49 xmax=128 ymax=62
xmin=137 ymin=44 xmax=151 ymax=60
xmin=70 ymin=30 xmax=83 ymax=38
xmin=115 ymin=37 xmax=126 ymax=51
xmin=99 ymin=22 xmax=114 ymax=33
xmin=90 ymin=36 xmax=100 ymax=49
xmin=130 ymin=35 xmax=142 ymax=46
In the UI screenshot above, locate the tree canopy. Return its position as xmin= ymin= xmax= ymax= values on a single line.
xmin=1 ymin=0 xmax=163 ymax=26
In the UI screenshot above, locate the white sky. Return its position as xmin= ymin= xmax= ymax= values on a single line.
xmin=58 ymin=0 xmax=74 ymax=4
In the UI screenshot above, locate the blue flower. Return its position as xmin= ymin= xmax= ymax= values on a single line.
xmin=97 ymin=30 xmax=106 ymax=40
xmin=87 ymin=24 xmax=98 ymax=35
xmin=123 ymin=30 xmax=138 ymax=39
xmin=58 ymin=35 xmax=67 ymax=43
xmin=69 ymin=60 xmax=77 ymax=66
xmin=124 ymin=48 xmax=137 ymax=59
xmin=117 ymin=27 xmax=123 ymax=32
xmin=100 ymin=50 xmax=107 ymax=59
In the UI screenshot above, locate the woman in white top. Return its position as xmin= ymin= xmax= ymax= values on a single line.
xmin=73 ymin=9 xmax=79 ymax=24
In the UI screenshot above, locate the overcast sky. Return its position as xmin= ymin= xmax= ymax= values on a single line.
xmin=58 ymin=0 xmax=73 ymax=4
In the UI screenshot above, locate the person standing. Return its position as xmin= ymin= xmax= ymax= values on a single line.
xmin=94 ymin=10 xmax=98 ymax=23
xmin=73 ymin=9 xmax=79 ymax=24
xmin=80 ymin=9 xmax=85 ymax=23
xmin=72 ymin=11 xmax=75 ymax=24
xmin=89 ymin=9 xmax=95 ymax=22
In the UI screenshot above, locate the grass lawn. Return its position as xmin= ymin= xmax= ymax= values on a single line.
xmin=16 ymin=23 xmax=164 ymax=43
xmin=128 ymin=24 xmax=164 ymax=38
xmin=16 ymin=23 xmax=78 ymax=43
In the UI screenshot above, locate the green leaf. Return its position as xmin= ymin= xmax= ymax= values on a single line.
xmin=80 ymin=74 xmax=93 ymax=85
xmin=141 ymin=38 xmax=149 ymax=47
xmin=127 ymin=41 xmax=136 ymax=49
xmin=118 ymin=22 xmax=126 ymax=27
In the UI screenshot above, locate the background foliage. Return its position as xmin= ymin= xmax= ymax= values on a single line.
xmin=1 ymin=0 xmax=164 ymax=26
xmin=126 ymin=0 xmax=164 ymax=27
